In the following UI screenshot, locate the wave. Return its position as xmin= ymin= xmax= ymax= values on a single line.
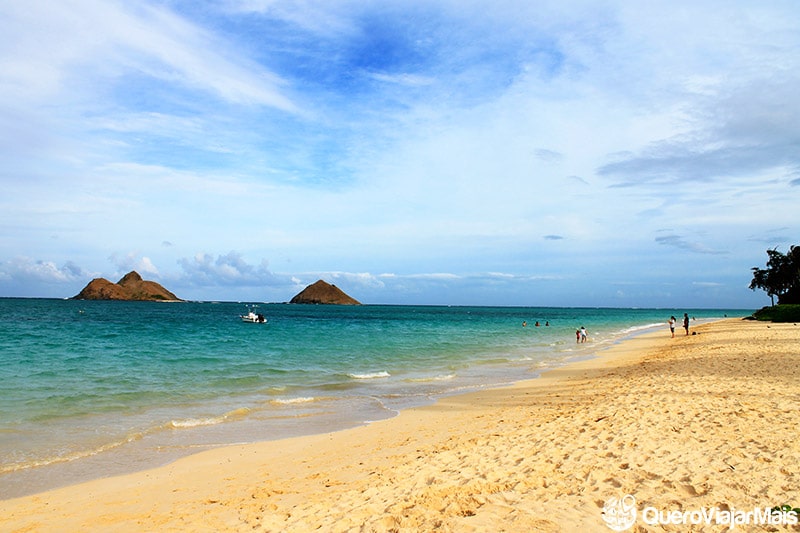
xmin=0 ymin=432 xmax=147 ymax=475
xmin=167 ymin=407 xmax=251 ymax=429
xmin=347 ymin=371 xmax=390 ymax=379
xmin=404 ymin=374 xmax=455 ymax=383
xmin=168 ymin=416 xmax=226 ymax=429
xmin=270 ymin=396 xmax=317 ymax=405
xmin=615 ymin=322 xmax=666 ymax=336
xmin=1 ymin=406 xmax=256 ymax=475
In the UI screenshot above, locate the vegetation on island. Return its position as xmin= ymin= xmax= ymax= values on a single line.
xmin=749 ymin=245 xmax=800 ymax=322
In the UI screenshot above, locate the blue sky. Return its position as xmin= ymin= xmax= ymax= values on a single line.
xmin=1 ymin=0 xmax=798 ymax=307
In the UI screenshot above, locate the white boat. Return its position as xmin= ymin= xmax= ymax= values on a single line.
xmin=240 ymin=306 xmax=267 ymax=323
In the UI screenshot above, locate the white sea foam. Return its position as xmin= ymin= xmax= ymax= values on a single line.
xmin=168 ymin=417 xmax=225 ymax=429
xmin=348 ymin=371 xmax=390 ymax=379
xmin=617 ymin=322 xmax=665 ymax=335
xmin=271 ymin=396 xmax=316 ymax=405
xmin=405 ymin=374 xmax=455 ymax=383
xmin=168 ymin=407 xmax=251 ymax=429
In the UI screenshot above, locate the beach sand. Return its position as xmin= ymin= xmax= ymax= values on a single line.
xmin=2 ymin=318 xmax=799 ymax=532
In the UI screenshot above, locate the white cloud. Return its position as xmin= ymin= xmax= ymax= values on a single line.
xmin=178 ymin=252 xmax=278 ymax=287
xmin=0 ymin=257 xmax=90 ymax=284
xmin=109 ymin=252 xmax=161 ymax=276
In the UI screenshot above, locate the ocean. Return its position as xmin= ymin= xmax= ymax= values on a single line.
xmin=0 ymin=298 xmax=748 ymax=498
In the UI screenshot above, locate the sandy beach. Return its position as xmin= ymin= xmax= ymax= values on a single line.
xmin=2 ymin=318 xmax=799 ymax=532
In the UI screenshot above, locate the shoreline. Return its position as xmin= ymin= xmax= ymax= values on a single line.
xmin=0 ymin=313 xmax=682 ymax=501
xmin=0 ymin=319 xmax=680 ymax=501
xmin=3 ymin=318 xmax=799 ymax=531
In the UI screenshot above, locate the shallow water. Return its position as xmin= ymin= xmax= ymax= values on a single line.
xmin=0 ymin=299 xmax=746 ymax=498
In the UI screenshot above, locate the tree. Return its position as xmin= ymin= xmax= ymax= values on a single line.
xmin=750 ymin=245 xmax=800 ymax=305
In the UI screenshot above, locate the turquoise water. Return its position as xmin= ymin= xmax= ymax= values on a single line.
xmin=0 ymin=299 xmax=748 ymax=498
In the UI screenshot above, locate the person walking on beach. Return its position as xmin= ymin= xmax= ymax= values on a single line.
xmin=683 ymin=313 xmax=690 ymax=336
xmin=669 ymin=316 xmax=676 ymax=338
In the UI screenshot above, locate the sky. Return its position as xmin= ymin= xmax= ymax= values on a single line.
xmin=0 ymin=0 xmax=798 ymax=308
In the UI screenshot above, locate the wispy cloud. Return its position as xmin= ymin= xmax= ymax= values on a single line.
xmin=598 ymin=75 xmax=800 ymax=190
xmin=655 ymin=235 xmax=727 ymax=255
xmin=1 ymin=1 xmax=297 ymax=109
xmin=534 ymin=149 xmax=564 ymax=163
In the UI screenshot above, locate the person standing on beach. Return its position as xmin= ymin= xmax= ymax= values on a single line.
xmin=576 ymin=329 xmax=581 ymax=343
xmin=580 ymin=326 xmax=587 ymax=343
xmin=669 ymin=316 xmax=676 ymax=338
xmin=683 ymin=313 xmax=690 ymax=335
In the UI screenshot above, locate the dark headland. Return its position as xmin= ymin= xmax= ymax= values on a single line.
xmin=290 ymin=280 xmax=361 ymax=305
xmin=73 ymin=271 xmax=181 ymax=301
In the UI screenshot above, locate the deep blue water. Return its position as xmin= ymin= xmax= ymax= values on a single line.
xmin=0 ymin=298 xmax=748 ymax=497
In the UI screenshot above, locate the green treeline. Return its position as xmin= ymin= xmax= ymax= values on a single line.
xmin=750 ymin=245 xmax=800 ymax=322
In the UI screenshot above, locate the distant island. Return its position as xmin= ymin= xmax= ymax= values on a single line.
xmin=290 ymin=280 xmax=361 ymax=305
xmin=73 ymin=271 xmax=181 ymax=301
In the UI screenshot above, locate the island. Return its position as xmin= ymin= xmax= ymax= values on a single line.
xmin=289 ymin=280 xmax=361 ymax=305
xmin=72 ymin=271 xmax=181 ymax=301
